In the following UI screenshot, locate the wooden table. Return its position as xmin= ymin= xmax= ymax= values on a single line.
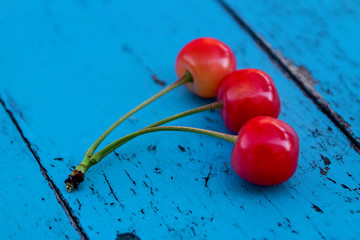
xmin=1 ymin=1 xmax=360 ymax=239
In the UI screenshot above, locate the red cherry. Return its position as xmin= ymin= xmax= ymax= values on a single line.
xmin=175 ymin=37 xmax=237 ymax=98
xmin=218 ymin=69 xmax=281 ymax=133
xmin=231 ymin=116 xmax=299 ymax=186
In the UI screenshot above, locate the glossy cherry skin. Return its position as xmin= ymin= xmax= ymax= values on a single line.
xmin=231 ymin=116 xmax=299 ymax=186
xmin=175 ymin=37 xmax=237 ymax=98
xmin=218 ymin=69 xmax=281 ymax=133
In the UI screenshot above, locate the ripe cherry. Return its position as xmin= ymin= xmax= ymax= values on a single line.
xmin=231 ymin=116 xmax=299 ymax=186
xmin=175 ymin=37 xmax=237 ymax=98
xmin=218 ymin=69 xmax=281 ymax=133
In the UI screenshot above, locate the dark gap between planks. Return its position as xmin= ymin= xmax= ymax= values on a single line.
xmin=217 ymin=0 xmax=360 ymax=152
xmin=0 ymin=97 xmax=90 ymax=240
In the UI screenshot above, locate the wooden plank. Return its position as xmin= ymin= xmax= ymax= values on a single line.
xmin=0 ymin=104 xmax=79 ymax=239
xmin=220 ymin=0 xmax=360 ymax=145
xmin=1 ymin=0 xmax=360 ymax=239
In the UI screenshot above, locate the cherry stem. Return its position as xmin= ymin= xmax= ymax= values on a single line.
xmin=145 ymin=100 xmax=223 ymax=128
xmin=65 ymin=101 xmax=224 ymax=192
xmin=89 ymin=100 xmax=223 ymax=163
xmin=78 ymin=101 xmax=222 ymax=170
xmin=85 ymin=72 xmax=193 ymax=157
xmin=92 ymin=126 xmax=238 ymax=163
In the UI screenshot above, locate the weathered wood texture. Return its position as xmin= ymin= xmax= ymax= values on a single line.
xmin=221 ymin=0 xmax=360 ymax=146
xmin=0 ymin=103 xmax=78 ymax=239
xmin=0 ymin=0 xmax=359 ymax=239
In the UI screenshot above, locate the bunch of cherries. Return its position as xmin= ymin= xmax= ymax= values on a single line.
xmin=65 ymin=37 xmax=299 ymax=192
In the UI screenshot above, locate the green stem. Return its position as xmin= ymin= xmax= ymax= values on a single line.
xmin=86 ymin=72 xmax=193 ymax=157
xmin=66 ymin=98 xmax=223 ymax=193
xmin=78 ymin=101 xmax=222 ymax=173
xmin=145 ymin=100 xmax=223 ymax=128
xmin=90 ymin=100 xmax=223 ymax=161
xmin=92 ymin=126 xmax=238 ymax=163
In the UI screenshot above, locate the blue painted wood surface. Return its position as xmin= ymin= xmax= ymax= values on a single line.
xmin=223 ymin=0 xmax=360 ymax=141
xmin=1 ymin=0 xmax=360 ymax=239
xmin=0 ymin=104 xmax=78 ymax=239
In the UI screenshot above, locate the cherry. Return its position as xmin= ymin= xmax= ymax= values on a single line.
xmin=218 ymin=69 xmax=281 ymax=133
xmin=231 ymin=116 xmax=299 ymax=186
xmin=66 ymin=39 xmax=299 ymax=192
xmin=176 ymin=37 xmax=237 ymax=98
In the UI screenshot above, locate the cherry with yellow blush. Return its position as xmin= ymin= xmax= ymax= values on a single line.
xmin=176 ymin=37 xmax=237 ymax=98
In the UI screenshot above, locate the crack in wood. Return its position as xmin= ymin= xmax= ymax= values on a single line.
xmin=202 ymin=165 xmax=212 ymax=188
xmin=103 ymin=173 xmax=120 ymax=202
xmin=116 ymin=231 xmax=141 ymax=240
xmin=311 ymin=203 xmax=324 ymax=213
xmin=152 ymin=75 xmax=166 ymax=87
xmin=217 ymin=0 xmax=360 ymax=153
xmin=0 ymin=97 xmax=89 ymax=240
xmin=124 ymin=170 xmax=137 ymax=186
xmin=76 ymin=198 xmax=82 ymax=210
xmin=320 ymin=155 xmax=331 ymax=166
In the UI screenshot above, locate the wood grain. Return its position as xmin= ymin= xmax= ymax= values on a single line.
xmin=221 ymin=0 xmax=360 ymax=146
xmin=0 ymin=102 xmax=79 ymax=239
